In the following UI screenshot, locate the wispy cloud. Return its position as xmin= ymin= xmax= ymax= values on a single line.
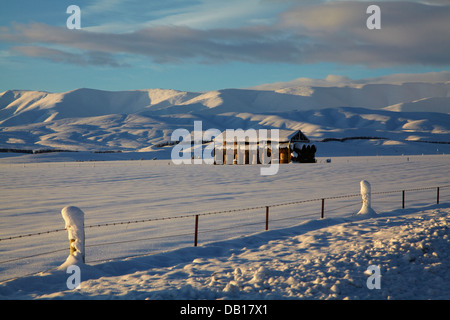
xmin=251 ymin=71 xmax=450 ymax=90
xmin=81 ymin=0 xmax=285 ymax=33
xmin=0 ymin=22 xmax=301 ymax=65
xmin=11 ymin=46 xmax=128 ymax=67
xmin=1 ymin=1 xmax=449 ymax=68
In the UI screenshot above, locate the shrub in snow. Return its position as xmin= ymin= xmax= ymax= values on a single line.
xmin=356 ymin=180 xmax=376 ymax=216
xmin=59 ymin=206 xmax=85 ymax=268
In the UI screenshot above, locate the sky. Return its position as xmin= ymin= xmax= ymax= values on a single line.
xmin=0 ymin=0 xmax=449 ymax=93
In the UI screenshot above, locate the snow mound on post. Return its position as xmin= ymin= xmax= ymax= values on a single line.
xmin=60 ymin=206 xmax=85 ymax=268
xmin=356 ymin=180 xmax=377 ymax=216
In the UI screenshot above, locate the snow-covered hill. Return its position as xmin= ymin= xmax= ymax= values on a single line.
xmin=2 ymin=82 xmax=449 ymax=124
xmin=0 ymin=80 xmax=449 ymax=158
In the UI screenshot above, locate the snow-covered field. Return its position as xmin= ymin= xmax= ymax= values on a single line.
xmin=7 ymin=206 xmax=448 ymax=300
xmin=0 ymin=153 xmax=449 ymax=300
xmin=1 ymin=79 xmax=449 ymax=300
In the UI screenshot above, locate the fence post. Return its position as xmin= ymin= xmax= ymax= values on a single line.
xmin=437 ymin=187 xmax=440 ymax=205
xmin=194 ymin=215 xmax=199 ymax=247
xmin=61 ymin=206 xmax=85 ymax=264
xmin=402 ymin=190 xmax=405 ymax=209
xmin=356 ymin=180 xmax=376 ymax=215
xmin=265 ymin=206 xmax=269 ymax=230
xmin=321 ymin=199 xmax=325 ymax=219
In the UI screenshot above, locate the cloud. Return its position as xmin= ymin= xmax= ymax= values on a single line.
xmin=81 ymin=0 xmax=284 ymax=31
xmin=1 ymin=1 xmax=449 ymax=68
xmin=250 ymin=71 xmax=450 ymax=90
xmin=11 ymin=46 xmax=127 ymax=67
xmin=278 ymin=1 xmax=450 ymax=66
xmin=1 ymin=22 xmax=302 ymax=65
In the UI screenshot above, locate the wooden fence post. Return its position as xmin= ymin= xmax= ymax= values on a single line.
xmin=265 ymin=206 xmax=269 ymax=230
xmin=402 ymin=190 xmax=405 ymax=209
xmin=437 ymin=187 xmax=440 ymax=205
xmin=321 ymin=199 xmax=325 ymax=219
xmin=194 ymin=215 xmax=199 ymax=247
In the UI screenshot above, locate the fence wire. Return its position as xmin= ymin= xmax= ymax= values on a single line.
xmin=1 ymin=184 xmax=449 ymax=282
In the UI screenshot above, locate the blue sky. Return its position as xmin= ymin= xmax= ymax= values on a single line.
xmin=1 ymin=0 xmax=449 ymax=93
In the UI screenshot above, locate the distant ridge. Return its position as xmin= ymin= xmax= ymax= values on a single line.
xmin=1 ymin=79 xmax=449 ymax=153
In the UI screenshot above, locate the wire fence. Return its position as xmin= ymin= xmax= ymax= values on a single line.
xmin=1 ymin=184 xmax=449 ymax=283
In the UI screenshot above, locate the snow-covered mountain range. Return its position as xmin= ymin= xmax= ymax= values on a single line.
xmin=1 ymin=79 xmax=449 ymax=157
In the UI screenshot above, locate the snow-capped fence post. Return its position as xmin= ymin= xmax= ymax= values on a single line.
xmin=356 ymin=180 xmax=376 ymax=215
xmin=61 ymin=206 xmax=85 ymax=263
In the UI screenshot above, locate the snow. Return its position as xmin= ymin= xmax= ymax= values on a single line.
xmin=0 ymin=79 xmax=449 ymax=300
xmin=1 ymin=204 xmax=449 ymax=300
xmin=0 ymin=154 xmax=449 ymax=300
xmin=1 ymin=82 xmax=449 ymax=154
xmin=356 ymin=180 xmax=376 ymax=216
xmin=60 ymin=206 xmax=85 ymax=265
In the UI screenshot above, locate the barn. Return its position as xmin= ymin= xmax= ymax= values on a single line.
xmin=212 ymin=129 xmax=315 ymax=165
